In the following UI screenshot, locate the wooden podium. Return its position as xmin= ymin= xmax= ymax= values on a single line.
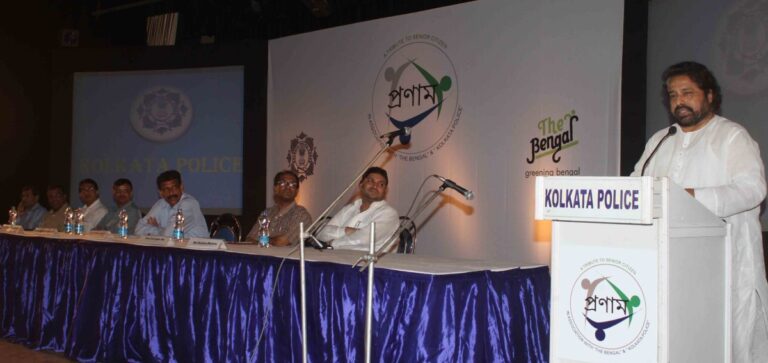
xmin=535 ymin=176 xmax=731 ymax=362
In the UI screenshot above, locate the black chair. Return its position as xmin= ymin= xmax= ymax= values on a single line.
xmin=397 ymin=216 xmax=416 ymax=254
xmin=210 ymin=213 xmax=242 ymax=243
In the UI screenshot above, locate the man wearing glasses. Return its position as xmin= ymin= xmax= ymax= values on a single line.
xmin=246 ymin=170 xmax=313 ymax=246
xmin=317 ymin=166 xmax=399 ymax=251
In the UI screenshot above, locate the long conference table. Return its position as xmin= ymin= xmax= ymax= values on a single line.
xmin=0 ymin=229 xmax=550 ymax=362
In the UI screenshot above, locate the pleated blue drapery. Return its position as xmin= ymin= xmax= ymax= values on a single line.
xmin=0 ymin=234 xmax=550 ymax=362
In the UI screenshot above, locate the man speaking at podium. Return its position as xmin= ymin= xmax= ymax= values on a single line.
xmin=632 ymin=61 xmax=768 ymax=362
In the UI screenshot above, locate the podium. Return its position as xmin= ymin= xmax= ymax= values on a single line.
xmin=535 ymin=176 xmax=731 ymax=363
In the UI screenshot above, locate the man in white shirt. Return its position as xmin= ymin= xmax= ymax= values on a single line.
xmin=77 ymin=178 xmax=108 ymax=232
xmin=317 ymin=167 xmax=399 ymax=251
xmin=632 ymin=61 xmax=768 ymax=362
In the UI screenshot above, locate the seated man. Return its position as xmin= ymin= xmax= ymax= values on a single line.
xmin=94 ymin=178 xmax=142 ymax=234
xmin=16 ymin=185 xmax=46 ymax=230
xmin=135 ymin=170 xmax=208 ymax=238
xmin=245 ymin=170 xmax=312 ymax=246
xmin=316 ymin=167 xmax=399 ymax=251
xmin=78 ymin=178 xmax=109 ymax=232
xmin=38 ymin=185 xmax=70 ymax=231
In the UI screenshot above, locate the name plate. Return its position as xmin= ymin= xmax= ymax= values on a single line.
xmin=535 ymin=176 xmax=655 ymax=224
xmin=187 ymin=238 xmax=227 ymax=250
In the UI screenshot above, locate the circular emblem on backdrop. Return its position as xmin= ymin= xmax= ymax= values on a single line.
xmin=369 ymin=34 xmax=461 ymax=161
xmin=713 ymin=0 xmax=768 ymax=95
xmin=568 ymin=261 xmax=649 ymax=354
xmin=130 ymin=87 xmax=193 ymax=142
xmin=286 ymin=132 xmax=319 ymax=182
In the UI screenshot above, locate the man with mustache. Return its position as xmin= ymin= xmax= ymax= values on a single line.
xmin=136 ymin=169 xmax=208 ymax=238
xmin=94 ymin=178 xmax=142 ymax=234
xmin=316 ymin=166 xmax=399 ymax=251
xmin=245 ymin=170 xmax=312 ymax=246
xmin=77 ymin=178 xmax=109 ymax=232
xmin=632 ymin=61 xmax=767 ymax=362
xmin=15 ymin=185 xmax=46 ymax=230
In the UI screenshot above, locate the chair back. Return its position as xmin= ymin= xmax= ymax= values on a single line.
xmin=210 ymin=213 xmax=242 ymax=243
xmin=397 ymin=216 xmax=416 ymax=254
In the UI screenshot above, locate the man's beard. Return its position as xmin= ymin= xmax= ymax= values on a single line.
xmin=672 ymin=103 xmax=711 ymax=127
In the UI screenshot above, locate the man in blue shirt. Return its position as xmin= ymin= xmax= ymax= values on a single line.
xmin=94 ymin=178 xmax=142 ymax=234
xmin=16 ymin=185 xmax=46 ymax=230
xmin=135 ymin=170 xmax=208 ymax=238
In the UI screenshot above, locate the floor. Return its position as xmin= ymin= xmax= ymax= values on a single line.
xmin=0 ymin=340 xmax=73 ymax=363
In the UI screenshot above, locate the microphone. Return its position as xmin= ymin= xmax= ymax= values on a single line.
xmin=433 ymin=175 xmax=474 ymax=200
xmin=641 ymin=126 xmax=677 ymax=176
xmin=379 ymin=127 xmax=411 ymax=139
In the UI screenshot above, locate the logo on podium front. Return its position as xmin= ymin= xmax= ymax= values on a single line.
xmin=567 ymin=259 xmax=650 ymax=355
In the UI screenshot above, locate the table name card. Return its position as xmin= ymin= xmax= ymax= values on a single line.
xmin=187 ymin=238 xmax=227 ymax=251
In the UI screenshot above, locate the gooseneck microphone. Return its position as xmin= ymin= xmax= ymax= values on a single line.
xmin=641 ymin=126 xmax=677 ymax=176
xmin=433 ymin=175 xmax=475 ymax=200
xmin=379 ymin=127 xmax=411 ymax=139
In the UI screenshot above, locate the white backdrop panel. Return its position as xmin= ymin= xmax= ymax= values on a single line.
xmin=268 ymin=0 xmax=624 ymax=265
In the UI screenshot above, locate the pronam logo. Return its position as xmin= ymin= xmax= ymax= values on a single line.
xmin=369 ymin=34 xmax=461 ymax=161
xmin=568 ymin=261 xmax=649 ymax=354
xmin=131 ymin=87 xmax=193 ymax=143
xmin=526 ymin=110 xmax=579 ymax=164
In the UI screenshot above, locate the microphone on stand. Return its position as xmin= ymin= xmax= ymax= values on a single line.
xmin=379 ymin=127 xmax=411 ymax=141
xmin=641 ymin=126 xmax=677 ymax=176
xmin=433 ymin=175 xmax=474 ymax=200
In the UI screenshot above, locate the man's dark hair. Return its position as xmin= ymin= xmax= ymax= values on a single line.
xmin=113 ymin=178 xmax=133 ymax=190
xmin=273 ymin=170 xmax=300 ymax=188
xmin=362 ymin=167 xmax=388 ymax=185
xmin=156 ymin=170 xmax=182 ymax=189
xmin=21 ymin=185 xmax=39 ymax=197
xmin=47 ymin=185 xmax=65 ymax=194
xmin=79 ymin=178 xmax=99 ymax=191
xmin=661 ymin=61 xmax=722 ymax=114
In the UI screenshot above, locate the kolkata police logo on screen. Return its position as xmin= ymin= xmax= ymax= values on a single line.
xmin=369 ymin=34 xmax=461 ymax=162
xmin=130 ymin=87 xmax=193 ymax=142
xmin=567 ymin=260 xmax=650 ymax=354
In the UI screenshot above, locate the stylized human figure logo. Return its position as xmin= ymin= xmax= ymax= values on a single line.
xmin=580 ymin=276 xmax=642 ymax=341
xmin=383 ymin=60 xmax=452 ymax=144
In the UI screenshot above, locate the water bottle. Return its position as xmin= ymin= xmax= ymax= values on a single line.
xmin=64 ymin=207 xmax=74 ymax=233
xmin=117 ymin=209 xmax=129 ymax=238
xmin=8 ymin=206 xmax=18 ymax=226
xmin=172 ymin=208 xmax=184 ymax=241
xmin=257 ymin=211 xmax=270 ymax=247
xmin=74 ymin=208 xmax=85 ymax=235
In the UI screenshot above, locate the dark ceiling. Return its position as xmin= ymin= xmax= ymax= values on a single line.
xmin=51 ymin=0 xmax=473 ymax=47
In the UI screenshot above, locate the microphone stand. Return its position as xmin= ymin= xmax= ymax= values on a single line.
xmin=303 ymin=136 xmax=398 ymax=246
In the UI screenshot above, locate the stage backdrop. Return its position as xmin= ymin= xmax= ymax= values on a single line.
xmin=267 ymin=0 xmax=624 ymax=264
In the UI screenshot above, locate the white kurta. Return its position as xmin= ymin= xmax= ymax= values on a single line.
xmin=316 ymin=199 xmax=399 ymax=251
xmin=632 ymin=115 xmax=768 ymax=362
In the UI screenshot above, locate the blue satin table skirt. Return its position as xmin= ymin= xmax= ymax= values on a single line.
xmin=0 ymin=234 xmax=550 ymax=362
